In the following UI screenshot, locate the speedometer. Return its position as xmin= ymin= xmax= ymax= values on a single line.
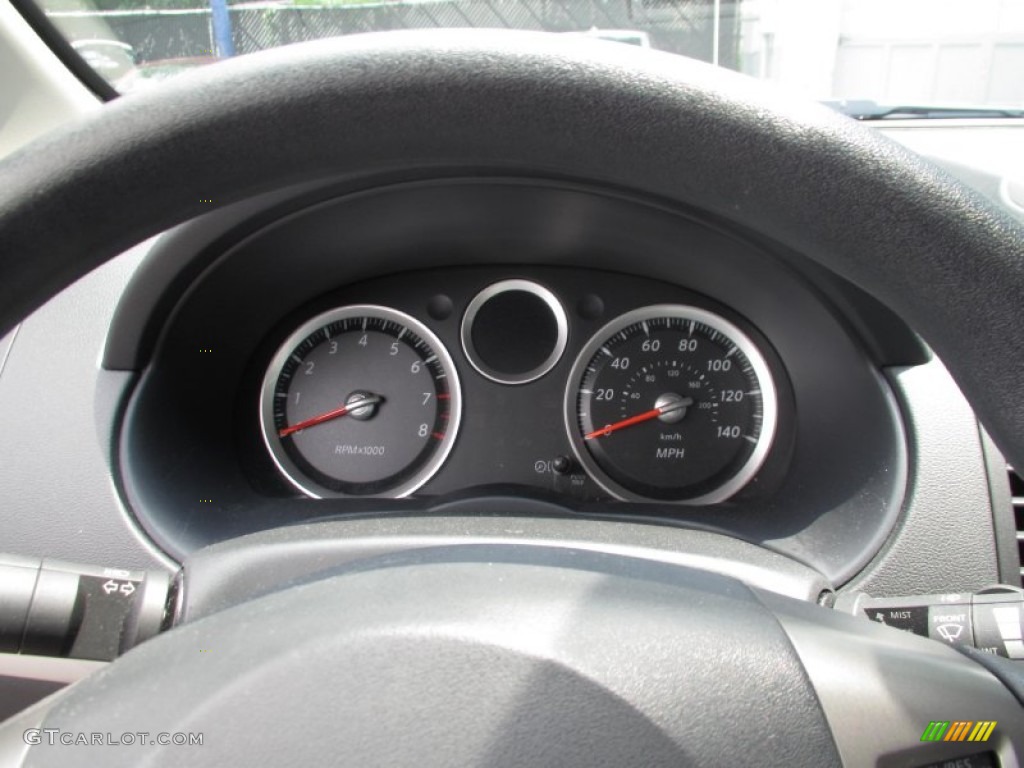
xmin=565 ymin=305 xmax=777 ymax=503
xmin=260 ymin=305 xmax=461 ymax=498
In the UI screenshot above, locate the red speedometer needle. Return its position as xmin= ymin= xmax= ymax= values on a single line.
xmin=278 ymin=394 xmax=382 ymax=438
xmin=584 ymin=397 xmax=693 ymax=440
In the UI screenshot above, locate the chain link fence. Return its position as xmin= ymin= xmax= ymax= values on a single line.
xmin=50 ymin=0 xmax=740 ymax=70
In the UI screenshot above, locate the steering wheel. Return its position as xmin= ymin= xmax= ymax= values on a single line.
xmin=2 ymin=30 xmax=1024 ymax=766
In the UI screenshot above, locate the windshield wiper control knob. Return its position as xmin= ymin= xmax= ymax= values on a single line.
xmin=0 ymin=553 xmax=174 ymax=661
xmin=835 ymin=585 xmax=1024 ymax=658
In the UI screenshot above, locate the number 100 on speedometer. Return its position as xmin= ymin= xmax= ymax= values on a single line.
xmin=564 ymin=305 xmax=778 ymax=503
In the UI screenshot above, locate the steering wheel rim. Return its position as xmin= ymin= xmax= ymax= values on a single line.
xmin=2 ymin=28 xmax=1024 ymax=765
xmin=1 ymin=30 xmax=1023 ymax=468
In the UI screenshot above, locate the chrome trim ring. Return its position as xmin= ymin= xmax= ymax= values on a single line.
xmin=563 ymin=304 xmax=778 ymax=504
xmin=460 ymin=279 xmax=568 ymax=385
xmin=259 ymin=305 xmax=462 ymax=499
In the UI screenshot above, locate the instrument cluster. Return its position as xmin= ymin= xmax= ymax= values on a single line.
xmin=257 ymin=269 xmax=786 ymax=505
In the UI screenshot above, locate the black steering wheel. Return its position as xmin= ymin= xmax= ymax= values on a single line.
xmin=1 ymin=30 xmax=1023 ymax=766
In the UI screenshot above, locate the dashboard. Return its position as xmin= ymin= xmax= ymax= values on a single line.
xmin=0 ymin=119 xmax=1018 ymax=599
xmin=99 ymin=176 xmax=923 ymax=586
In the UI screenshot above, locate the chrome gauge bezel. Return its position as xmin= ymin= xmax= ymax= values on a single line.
xmin=460 ymin=279 xmax=569 ymax=385
xmin=564 ymin=304 xmax=778 ymax=504
xmin=259 ymin=304 xmax=462 ymax=499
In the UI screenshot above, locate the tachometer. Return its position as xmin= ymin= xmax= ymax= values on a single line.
xmin=565 ymin=305 xmax=777 ymax=503
xmin=260 ymin=305 xmax=461 ymax=498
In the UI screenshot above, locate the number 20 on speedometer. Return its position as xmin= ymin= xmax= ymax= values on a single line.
xmin=564 ymin=305 xmax=778 ymax=503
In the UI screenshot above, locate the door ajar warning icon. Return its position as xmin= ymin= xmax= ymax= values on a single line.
xmin=920 ymin=721 xmax=997 ymax=742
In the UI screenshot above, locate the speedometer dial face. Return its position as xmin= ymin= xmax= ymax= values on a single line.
xmin=260 ymin=305 xmax=461 ymax=498
xmin=565 ymin=305 xmax=777 ymax=503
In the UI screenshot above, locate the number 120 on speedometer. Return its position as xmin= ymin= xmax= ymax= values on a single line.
xmin=564 ymin=305 xmax=778 ymax=503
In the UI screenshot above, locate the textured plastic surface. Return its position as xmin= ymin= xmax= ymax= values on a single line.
xmin=759 ymin=589 xmax=1024 ymax=767
xmin=20 ymin=554 xmax=843 ymax=767
xmin=0 ymin=241 xmax=173 ymax=573
xmin=0 ymin=654 xmax=106 ymax=722
xmin=102 ymin=179 xmax=928 ymax=373
xmin=7 ymin=551 xmax=1022 ymax=767
xmin=177 ymin=518 xmax=833 ymax=621
xmin=960 ymin=645 xmax=1024 ymax=707
xmin=0 ymin=563 xmax=38 ymax=653
xmin=844 ymin=362 xmax=1000 ymax=596
xmin=0 ymin=31 xmax=1023 ymax=473
xmin=980 ymin=428 xmax=1021 ymax=585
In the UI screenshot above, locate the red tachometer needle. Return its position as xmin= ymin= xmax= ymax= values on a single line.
xmin=584 ymin=397 xmax=693 ymax=440
xmin=278 ymin=394 xmax=382 ymax=438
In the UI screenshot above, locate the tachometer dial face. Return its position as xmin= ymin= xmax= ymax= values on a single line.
xmin=260 ymin=305 xmax=461 ymax=498
xmin=565 ymin=305 xmax=777 ymax=503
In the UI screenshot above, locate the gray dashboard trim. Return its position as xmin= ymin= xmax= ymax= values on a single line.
xmin=0 ymin=654 xmax=105 ymax=686
xmin=101 ymin=179 xmax=354 ymax=372
xmin=980 ymin=427 xmax=1021 ymax=586
xmin=843 ymin=361 xmax=1000 ymax=596
xmin=0 ymin=242 xmax=175 ymax=574
xmin=0 ymin=325 xmax=18 ymax=379
xmin=179 ymin=518 xmax=833 ymax=622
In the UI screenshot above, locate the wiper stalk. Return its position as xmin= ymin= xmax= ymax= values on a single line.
xmin=824 ymin=99 xmax=1024 ymax=120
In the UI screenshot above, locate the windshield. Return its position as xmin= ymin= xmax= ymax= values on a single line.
xmin=31 ymin=0 xmax=1024 ymax=110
